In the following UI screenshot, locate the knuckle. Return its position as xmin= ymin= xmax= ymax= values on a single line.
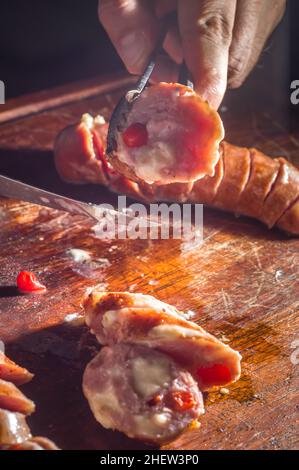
xmin=228 ymin=55 xmax=246 ymax=80
xmin=196 ymin=13 xmax=232 ymax=46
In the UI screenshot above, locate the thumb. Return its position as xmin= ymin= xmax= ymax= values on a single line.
xmin=99 ymin=0 xmax=159 ymax=75
xmin=178 ymin=0 xmax=236 ymax=109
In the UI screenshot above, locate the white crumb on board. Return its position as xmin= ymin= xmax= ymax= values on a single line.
xmin=184 ymin=310 xmax=196 ymax=320
xmin=220 ymin=388 xmax=230 ymax=395
xmin=129 ymin=284 xmax=137 ymax=292
xmin=66 ymin=248 xmax=91 ymax=263
xmin=65 ymin=248 xmax=110 ymax=279
xmin=64 ymin=312 xmax=84 ymax=323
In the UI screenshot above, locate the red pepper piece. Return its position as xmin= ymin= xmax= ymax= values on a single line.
xmin=169 ymin=391 xmax=197 ymax=411
xmin=16 ymin=271 xmax=47 ymax=294
xmin=92 ymin=130 xmax=116 ymax=179
xmin=122 ymin=123 xmax=148 ymax=148
xmin=92 ymin=131 xmax=105 ymax=160
xmin=196 ymin=364 xmax=231 ymax=387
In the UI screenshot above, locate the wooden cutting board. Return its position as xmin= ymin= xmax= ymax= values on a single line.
xmin=0 ymin=74 xmax=298 ymax=450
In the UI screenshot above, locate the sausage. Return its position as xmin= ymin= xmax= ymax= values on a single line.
xmin=54 ymin=114 xmax=111 ymax=185
xmin=84 ymin=291 xmax=241 ymax=391
xmin=0 ymin=379 xmax=35 ymax=415
xmin=83 ymin=344 xmax=204 ymax=444
xmin=0 ymin=354 xmax=58 ymax=450
xmin=0 ymin=352 xmax=34 ymax=385
xmin=0 ymin=409 xmax=32 ymax=447
xmin=277 ymin=197 xmax=299 ymax=234
xmin=54 ymin=113 xmax=299 ymax=235
xmin=108 ymin=82 xmax=224 ymax=185
xmin=5 ymin=437 xmax=59 ymax=450
xmin=259 ymin=158 xmax=299 ymax=228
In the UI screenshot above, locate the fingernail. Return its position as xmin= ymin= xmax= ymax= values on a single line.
xmin=119 ymin=31 xmax=150 ymax=71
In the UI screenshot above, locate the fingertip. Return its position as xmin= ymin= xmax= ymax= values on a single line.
xmin=193 ymin=69 xmax=226 ymax=110
xmin=198 ymin=89 xmax=223 ymax=110
xmin=98 ymin=0 xmax=159 ymax=76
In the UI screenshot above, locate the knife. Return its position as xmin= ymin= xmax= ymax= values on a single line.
xmin=0 ymin=174 xmax=129 ymax=223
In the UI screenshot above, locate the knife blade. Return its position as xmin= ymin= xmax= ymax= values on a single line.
xmin=0 ymin=174 xmax=161 ymax=230
xmin=0 ymin=174 xmax=126 ymax=223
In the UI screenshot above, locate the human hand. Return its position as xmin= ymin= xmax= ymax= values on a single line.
xmin=98 ymin=0 xmax=286 ymax=109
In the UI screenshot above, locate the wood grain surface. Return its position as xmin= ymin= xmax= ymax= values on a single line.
xmin=0 ymin=74 xmax=298 ymax=450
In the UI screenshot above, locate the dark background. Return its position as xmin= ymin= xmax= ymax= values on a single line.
xmin=0 ymin=0 xmax=298 ymax=114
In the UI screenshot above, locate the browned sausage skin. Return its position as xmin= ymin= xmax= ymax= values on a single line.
xmin=0 ymin=380 xmax=35 ymax=415
xmin=0 ymin=353 xmax=58 ymax=450
xmin=54 ymin=112 xmax=299 ymax=236
xmin=0 ymin=352 xmax=33 ymax=386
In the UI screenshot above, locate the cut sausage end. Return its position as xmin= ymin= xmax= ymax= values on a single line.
xmin=111 ymin=83 xmax=224 ymax=185
xmin=83 ymin=344 xmax=204 ymax=445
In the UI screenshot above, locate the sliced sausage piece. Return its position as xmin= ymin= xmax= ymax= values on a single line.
xmin=83 ymin=344 xmax=204 ymax=444
xmin=0 ymin=379 xmax=35 ymax=415
xmin=84 ymin=291 xmax=241 ymax=391
xmin=0 ymin=352 xmax=33 ymax=385
xmin=0 ymin=409 xmax=31 ymax=447
xmin=110 ymin=83 xmax=224 ymax=185
xmin=5 ymin=437 xmax=59 ymax=450
xmin=54 ymin=114 xmax=111 ymax=185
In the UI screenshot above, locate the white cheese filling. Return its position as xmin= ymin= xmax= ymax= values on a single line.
xmin=117 ymin=118 xmax=182 ymax=183
xmin=102 ymin=310 xmax=118 ymax=329
xmin=131 ymin=356 xmax=172 ymax=399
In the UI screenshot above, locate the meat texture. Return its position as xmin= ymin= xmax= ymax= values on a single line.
xmin=108 ymin=82 xmax=224 ymax=185
xmin=5 ymin=437 xmax=59 ymax=450
xmin=54 ymin=111 xmax=299 ymax=235
xmin=83 ymin=344 xmax=204 ymax=444
xmin=84 ymin=291 xmax=241 ymax=391
xmin=0 ymin=352 xmax=33 ymax=385
xmin=82 ymin=290 xmax=241 ymax=444
xmin=0 ymin=409 xmax=31 ymax=447
xmin=0 ymin=379 xmax=35 ymax=415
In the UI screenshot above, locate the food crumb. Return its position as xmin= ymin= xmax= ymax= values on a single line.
xmin=275 ymin=269 xmax=284 ymax=282
xmin=220 ymin=334 xmax=230 ymax=343
xmin=129 ymin=284 xmax=137 ymax=292
xmin=66 ymin=248 xmax=91 ymax=263
xmin=219 ymin=388 xmax=230 ymax=395
xmin=148 ymin=280 xmax=158 ymax=286
xmin=184 ymin=310 xmax=196 ymax=320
